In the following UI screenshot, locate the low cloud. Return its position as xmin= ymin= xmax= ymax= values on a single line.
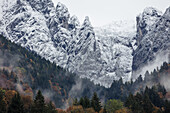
xmin=133 ymin=51 xmax=169 ymax=79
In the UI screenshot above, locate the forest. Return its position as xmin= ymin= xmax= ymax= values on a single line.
xmin=0 ymin=34 xmax=170 ymax=112
xmin=0 ymin=83 xmax=170 ymax=113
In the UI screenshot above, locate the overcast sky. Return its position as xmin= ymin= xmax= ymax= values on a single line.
xmin=52 ymin=0 xmax=170 ymax=27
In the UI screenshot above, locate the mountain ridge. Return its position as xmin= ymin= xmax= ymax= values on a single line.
xmin=0 ymin=0 xmax=169 ymax=87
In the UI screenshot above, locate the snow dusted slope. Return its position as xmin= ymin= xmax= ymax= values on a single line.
xmin=0 ymin=0 xmax=70 ymax=67
xmin=133 ymin=7 xmax=170 ymax=78
xmin=136 ymin=7 xmax=162 ymax=45
xmin=0 ymin=0 xmax=169 ymax=87
xmin=94 ymin=20 xmax=136 ymax=86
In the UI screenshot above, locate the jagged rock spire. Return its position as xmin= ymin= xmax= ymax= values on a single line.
xmin=136 ymin=7 xmax=162 ymax=45
xmin=69 ymin=15 xmax=80 ymax=29
xmin=82 ymin=16 xmax=93 ymax=28
xmin=163 ymin=7 xmax=170 ymax=19
xmin=56 ymin=2 xmax=70 ymax=27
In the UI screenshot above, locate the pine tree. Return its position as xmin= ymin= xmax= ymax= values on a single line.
xmin=79 ymin=97 xmax=85 ymax=108
xmin=91 ymin=92 xmax=101 ymax=112
xmin=8 ymin=93 xmax=24 ymax=113
xmin=46 ymin=101 xmax=57 ymax=113
xmin=31 ymin=90 xmax=46 ymax=113
xmin=133 ymin=93 xmax=145 ymax=113
xmin=142 ymin=94 xmax=153 ymax=113
xmin=164 ymin=100 xmax=170 ymax=113
xmin=84 ymin=96 xmax=90 ymax=108
xmin=125 ymin=93 xmax=134 ymax=108
xmin=73 ymin=98 xmax=78 ymax=106
xmin=157 ymin=83 xmax=167 ymax=96
xmin=0 ymin=89 xmax=6 ymax=113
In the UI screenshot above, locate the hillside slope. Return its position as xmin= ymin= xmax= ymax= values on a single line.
xmin=0 ymin=0 xmax=169 ymax=87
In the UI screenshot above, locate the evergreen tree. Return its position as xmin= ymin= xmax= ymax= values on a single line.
xmin=73 ymin=98 xmax=78 ymax=106
xmin=0 ymin=89 xmax=6 ymax=113
xmin=144 ymin=70 xmax=150 ymax=82
xmin=142 ymin=94 xmax=153 ymax=113
xmin=125 ymin=93 xmax=134 ymax=108
xmin=84 ymin=96 xmax=90 ymax=108
xmin=91 ymin=92 xmax=101 ymax=112
xmin=164 ymin=100 xmax=170 ymax=113
xmin=46 ymin=101 xmax=57 ymax=113
xmin=79 ymin=97 xmax=85 ymax=108
xmin=125 ymin=93 xmax=144 ymax=113
xmin=133 ymin=93 xmax=145 ymax=113
xmin=31 ymin=90 xmax=46 ymax=113
xmin=162 ymin=62 xmax=168 ymax=70
xmin=8 ymin=93 xmax=24 ymax=113
xmin=157 ymin=83 xmax=167 ymax=96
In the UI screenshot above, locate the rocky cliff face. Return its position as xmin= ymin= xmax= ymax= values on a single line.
xmin=133 ymin=7 xmax=170 ymax=78
xmin=0 ymin=0 xmax=169 ymax=87
xmin=136 ymin=7 xmax=162 ymax=45
xmin=94 ymin=20 xmax=136 ymax=86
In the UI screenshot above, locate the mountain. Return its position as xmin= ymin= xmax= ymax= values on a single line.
xmin=0 ymin=0 xmax=169 ymax=87
xmin=94 ymin=20 xmax=136 ymax=86
xmin=135 ymin=7 xmax=163 ymax=45
xmin=0 ymin=35 xmax=77 ymax=107
xmin=132 ymin=7 xmax=170 ymax=78
xmin=0 ymin=34 xmax=170 ymax=109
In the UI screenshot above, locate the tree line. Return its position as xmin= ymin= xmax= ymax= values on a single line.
xmin=1 ymin=83 xmax=169 ymax=113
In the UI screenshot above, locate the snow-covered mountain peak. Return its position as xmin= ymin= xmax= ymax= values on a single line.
xmin=142 ymin=7 xmax=162 ymax=16
xmin=82 ymin=16 xmax=93 ymax=28
xmin=56 ymin=2 xmax=70 ymax=24
xmin=95 ymin=20 xmax=136 ymax=38
xmin=1 ymin=0 xmax=17 ymax=10
xmin=163 ymin=7 xmax=170 ymax=19
xmin=136 ymin=7 xmax=163 ymax=45
xmin=92 ymin=20 xmax=136 ymax=87
xmin=69 ymin=15 xmax=80 ymax=29
xmin=133 ymin=6 xmax=170 ymax=77
xmin=137 ymin=7 xmax=162 ymax=32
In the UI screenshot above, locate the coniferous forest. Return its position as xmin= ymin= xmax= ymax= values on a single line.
xmin=0 ymin=34 xmax=170 ymax=113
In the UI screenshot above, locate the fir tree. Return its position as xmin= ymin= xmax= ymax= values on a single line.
xmin=125 ymin=93 xmax=134 ymax=108
xmin=91 ymin=92 xmax=101 ymax=112
xmin=142 ymin=94 xmax=153 ymax=113
xmin=46 ymin=101 xmax=57 ymax=113
xmin=8 ymin=93 xmax=24 ymax=113
xmin=0 ymin=89 xmax=6 ymax=113
xmin=31 ymin=90 xmax=46 ymax=113
xmin=79 ymin=97 xmax=85 ymax=108
xmin=164 ymin=100 xmax=170 ymax=113
xmin=73 ymin=98 xmax=78 ymax=106
xmin=84 ymin=96 xmax=90 ymax=108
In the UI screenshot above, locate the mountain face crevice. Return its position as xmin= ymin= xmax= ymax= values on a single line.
xmin=0 ymin=0 xmax=169 ymax=87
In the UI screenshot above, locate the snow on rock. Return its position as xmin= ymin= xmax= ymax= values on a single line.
xmin=163 ymin=6 xmax=170 ymax=19
xmin=133 ymin=6 xmax=170 ymax=78
xmin=0 ymin=0 xmax=168 ymax=88
xmin=0 ymin=0 xmax=137 ymax=87
xmin=136 ymin=7 xmax=162 ymax=45
xmin=94 ymin=20 xmax=136 ymax=85
xmin=0 ymin=0 xmax=60 ymax=64
xmin=69 ymin=15 xmax=80 ymax=30
xmin=56 ymin=2 xmax=70 ymax=28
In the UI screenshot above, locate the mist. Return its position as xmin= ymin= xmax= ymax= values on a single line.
xmin=0 ymin=49 xmax=21 ymax=71
xmin=160 ymin=73 xmax=170 ymax=91
xmin=132 ymin=51 xmax=169 ymax=79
